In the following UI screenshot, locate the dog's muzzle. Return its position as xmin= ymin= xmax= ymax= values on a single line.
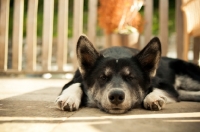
xmin=108 ymin=90 xmax=125 ymax=105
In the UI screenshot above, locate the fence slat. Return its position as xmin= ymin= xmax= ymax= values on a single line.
xmin=176 ymin=0 xmax=184 ymax=59
xmin=57 ymin=0 xmax=68 ymax=71
xmin=42 ymin=0 xmax=54 ymax=71
xmin=0 ymin=0 xmax=10 ymax=71
xmin=73 ymin=0 xmax=84 ymax=68
xmin=144 ymin=0 xmax=153 ymax=44
xmin=26 ymin=0 xmax=38 ymax=71
xmin=12 ymin=0 xmax=24 ymax=71
xmin=87 ymin=0 xmax=97 ymax=44
xmin=159 ymin=0 xmax=169 ymax=56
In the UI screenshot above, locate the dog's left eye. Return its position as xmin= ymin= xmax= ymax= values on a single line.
xmin=124 ymin=75 xmax=135 ymax=81
xmin=99 ymin=74 xmax=108 ymax=81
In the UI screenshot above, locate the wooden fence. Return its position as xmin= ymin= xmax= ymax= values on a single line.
xmin=0 ymin=0 xmax=98 ymax=74
xmin=0 ymin=0 xmax=184 ymax=74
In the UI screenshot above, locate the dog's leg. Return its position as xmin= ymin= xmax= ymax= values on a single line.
xmin=56 ymin=83 xmax=83 ymax=111
xmin=143 ymin=88 xmax=176 ymax=111
xmin=175 ymin=75 xmax=200 ymax=91
xmin=178 ymin=90 xmax=200 ymax=101
xmin=174 ymin=75 xmax=200 ymax=101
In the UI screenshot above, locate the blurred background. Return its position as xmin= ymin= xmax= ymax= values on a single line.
xmin=6 ymin=0 xmax=176 ymax=40
xmin=0 ymin=0 xmax=199 ymax=78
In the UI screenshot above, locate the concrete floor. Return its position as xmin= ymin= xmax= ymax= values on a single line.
xmin=0 ymin=78 xmax=200 ymax=132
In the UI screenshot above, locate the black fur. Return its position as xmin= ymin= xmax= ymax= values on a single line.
xmin=56 ymin=36 xmax=200 ymax=114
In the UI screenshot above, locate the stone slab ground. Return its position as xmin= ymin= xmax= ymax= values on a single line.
xmin=0 ymin=78 xmax=200 ymax=132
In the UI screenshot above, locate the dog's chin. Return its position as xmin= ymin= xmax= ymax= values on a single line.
xmin=102 ymin=108 xmax=128 ymax=114
xmin=108 ymin=109 xmax=127 ymax=114
xmin=96 ymin=102 xmax=130 ymax=114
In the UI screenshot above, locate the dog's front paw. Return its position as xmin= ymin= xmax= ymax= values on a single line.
xmin=55 ymin=83 xmax=82 ymax=111
xmin=56 ymin=94 xmax=80 ymax=111
xmin=143 ymin=93 xmax=166 ymax=111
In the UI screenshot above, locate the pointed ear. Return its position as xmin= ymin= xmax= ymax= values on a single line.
xmin=135 ymin=37 xmax=162 ymax=77
xmin=76 ymin=35 xmax=100 ymax=76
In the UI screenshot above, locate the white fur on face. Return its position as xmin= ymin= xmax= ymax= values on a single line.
xmin=105 ymin=67 xmax=112 ymax=75
xmin=56 ymin=83 xmax=82 ymax=111
xmin=122 ymin=67 xmax=130 ymax=75
xmin=87 ymin=83 xmax=136 ymax=114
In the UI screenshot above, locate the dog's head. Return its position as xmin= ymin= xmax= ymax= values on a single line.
xmin=77 ymin=35 xmax=161 ymax=114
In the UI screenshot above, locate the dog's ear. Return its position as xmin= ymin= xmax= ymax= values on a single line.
xmin=135 ymin=37 xmax=161 ymax=77
xmin=77 ymin=35 xmax=100 ymax=76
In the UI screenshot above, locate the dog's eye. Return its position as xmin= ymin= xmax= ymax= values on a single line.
xmin=125 ymin=75 xmax=135 ymax=81
xmin=100 ymin=75 xmax=108 ymax=81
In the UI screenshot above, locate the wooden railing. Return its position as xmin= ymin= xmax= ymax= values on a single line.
xmin=0 ymin=0 xmax=185 ymax=74
xmin=0 ymin=0 xmax=98 ymax=74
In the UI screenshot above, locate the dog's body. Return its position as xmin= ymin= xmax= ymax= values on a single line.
xmin=56 ymin=36 xmax=200 ymax=114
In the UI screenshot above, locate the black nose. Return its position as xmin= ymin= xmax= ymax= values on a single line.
xmin=108 ymin=90 xmax=125 ymax=105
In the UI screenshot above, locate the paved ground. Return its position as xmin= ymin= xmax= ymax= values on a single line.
xmin=0 ymin=78 xmax=200 ymax=132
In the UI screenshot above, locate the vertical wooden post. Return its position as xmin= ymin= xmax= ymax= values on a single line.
xmin=144 ymin=0 xmax=153 ymax=44
xmin=87 ymin=0 xmax=97 ymax=44
xmin=57 ymin=0 xmax=68 ymax=71
xmin=42 ymin=0 xmax=54 ymax=71
xmin=176 ymin=0 xmax=184 ymax=59
xmin=182 ymin=2 xmax=190 ymax=61
xmin=12 ymin=0 xmax=24 ymax=71
xmin=73 ymin=0 xmax=84 ymax=68
xmin=26 ymin=0 xmax=38 ymax=71
xmin=0 ymin=0 xmax=10 ymax=71
xmin=159 ymin=0 xmax=169 ymax=56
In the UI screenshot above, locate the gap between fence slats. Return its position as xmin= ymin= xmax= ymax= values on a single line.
xmin=193 ymin=37 xmax=200 ymax=65
xmin=105 ymin=34 xmax=112 ymax=48
xmin=87 ymin=0 xmax=97 ymax=44
xmin=26 ymin=0 xmax=38 ymax=71
xmin=0 ymin=0 xmax=10 ymax=71
xmin=72 ymin=0 xmax=84 ymax=68
xmin=176 ymin=0 xmax=184 ymax=59
xmin=57 ymin=0 xmax=68 ymax=71
xmin=144 ymin=0 xmax=153 ymax=44
xmin=159 ymin=0 xmax=169 ymax=56
xmin=12 ymin=0 xmax=24 ymax=71
xmin=42 ymin=0 xmax=54 ymax=71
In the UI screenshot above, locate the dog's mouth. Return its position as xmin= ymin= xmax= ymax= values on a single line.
xmin=96 ymin=100 xmax=129 ymax=114
xmin=102 ymin=107 xmax=129 ymax=114
xmin=108 ymin=108 xmax=127 ymax=114
xmin=112 ymin=108 xmax=121 ymax=110
xmin=97 ymin=103 xmax=127 ymax=114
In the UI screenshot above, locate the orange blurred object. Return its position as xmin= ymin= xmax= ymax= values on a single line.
xmin=98 ymin=0 xmax=144 ymax=34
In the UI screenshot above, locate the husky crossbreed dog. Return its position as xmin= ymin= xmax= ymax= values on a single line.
xmin=56 ymin=35 xmax=200 ymax=114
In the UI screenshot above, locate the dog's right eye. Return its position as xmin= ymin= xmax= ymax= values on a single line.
xmin=99 ymin=75 xmax=108 ymax=81
xmin=124 ymin=74 xmax=135 ymax=82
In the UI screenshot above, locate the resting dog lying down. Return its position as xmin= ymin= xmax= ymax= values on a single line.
xmin=56 ymin=35 xmax=200 ymax=114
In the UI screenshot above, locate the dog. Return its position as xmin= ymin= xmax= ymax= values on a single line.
xmin=56 ymin=35 xmax=200 ymax=114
